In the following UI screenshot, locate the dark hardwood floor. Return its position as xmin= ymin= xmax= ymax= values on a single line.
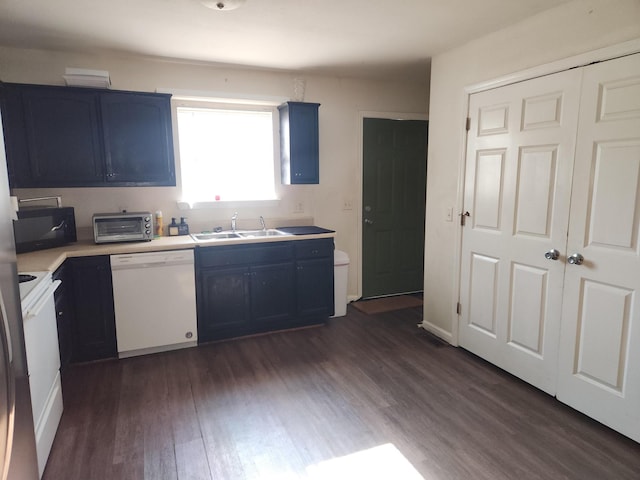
xmin=43 ymin=305 xmax=640 ymax=479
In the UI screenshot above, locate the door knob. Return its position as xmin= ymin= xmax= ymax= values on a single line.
xmin=568 ymin=253 xmax=584 ymax=265
xmin=364 ymin=219 xmax=374 ymax=225
xmin=545 ymin=249 xmax=560 ymax=261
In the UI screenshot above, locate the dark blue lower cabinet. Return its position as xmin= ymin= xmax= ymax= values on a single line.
xmin=66 ymin=256 xmax=118 ymax=362
xmin=196 ymin=239 xmax=334 ymax=342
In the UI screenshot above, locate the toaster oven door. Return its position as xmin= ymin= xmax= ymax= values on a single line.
xmin=94 ymin=217 xmax=145 ymax=243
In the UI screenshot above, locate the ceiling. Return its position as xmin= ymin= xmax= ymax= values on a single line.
xmin=0 ymin=0 xmax=571 ymax=82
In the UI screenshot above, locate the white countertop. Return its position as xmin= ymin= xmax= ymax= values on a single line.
xmin=17 ymin=231 xmax=336 ymax=273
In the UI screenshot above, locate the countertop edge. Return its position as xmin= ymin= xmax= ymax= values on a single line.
xmin=17 ymin=232 xmax=337 ymax=273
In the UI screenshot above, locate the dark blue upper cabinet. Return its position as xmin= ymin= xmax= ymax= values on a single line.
xmin=278 ymin=101 xmax=320 ymax=184
xmin=0 ymin=83 xmax=175 ymax=188
xmin=100 ymin=92 xmax=175 ymax=186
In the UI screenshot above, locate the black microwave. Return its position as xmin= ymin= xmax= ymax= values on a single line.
xmin=13 ymin=207 xmax=77 ymax=253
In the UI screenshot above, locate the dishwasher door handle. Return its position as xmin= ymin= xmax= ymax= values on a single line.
xmin=110 ymin=250 xmax=194 ymax=270
xmin=111 ymin=260 xmax=196 ymax=271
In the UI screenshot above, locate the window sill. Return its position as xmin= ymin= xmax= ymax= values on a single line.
xmin=177 ymin=199 xmax=281 ymax=210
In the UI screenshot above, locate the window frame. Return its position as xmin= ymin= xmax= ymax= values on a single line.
xmin=172 ymin=97 xmax=282 ymax=209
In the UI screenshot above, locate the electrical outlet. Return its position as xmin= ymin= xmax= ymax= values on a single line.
xmin=343 ymin=198 xmax=354 ymax=211
xmin=293 ymin=201 xmax=304 ymax=213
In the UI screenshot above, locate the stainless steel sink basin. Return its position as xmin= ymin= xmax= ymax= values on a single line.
xmin=237 ymin=229 xmax=291 ymax=238
xmin=190 ymin=229 xmax=291 ymax=242
xmin=190 ymin=232 xmax=241 ymax=241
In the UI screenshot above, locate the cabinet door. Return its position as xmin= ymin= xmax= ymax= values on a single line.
xmin=1 ymin=83 xmax=30 ymax=187
xmin=296 ymin=257 xmax=334 ymax=318
xmin=198 ymin=266 xmax=250 ymax=342
xmin=21 ymin=86 xmax=105 ymax=186
xmin=279 ymin=102 xmax=320 ymax=184
xmin=67 ymin=257 xmax=117 ymax=362
xmin=100 ymin=93 xmax=175 ymax=185
xmin=250 ymin=262 xmax=295 ymax=328
xmin=52 ymin=265 xmax=72 ymax=369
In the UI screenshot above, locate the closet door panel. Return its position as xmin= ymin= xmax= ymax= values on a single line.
xmin=459 ymin=68 xmax=581 ymax=395
xmin=557 ymin=53 xmax=640 ymax=443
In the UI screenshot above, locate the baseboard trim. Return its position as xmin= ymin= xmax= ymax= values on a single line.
xmin=418 ymin=321 xmax=454 ymax=345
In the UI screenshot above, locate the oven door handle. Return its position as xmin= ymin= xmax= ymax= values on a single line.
xmin=23 ymin=280 xmax=61 ymax=320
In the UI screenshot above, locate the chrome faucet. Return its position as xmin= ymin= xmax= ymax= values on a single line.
xmin=231 ymin=212 xmax=238 ymax=232
xmin=259 ymin=216 xmax=266 ymax=231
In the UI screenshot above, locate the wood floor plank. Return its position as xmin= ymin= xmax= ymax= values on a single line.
xmin=175 ymin=438 xmax=211 ymax=480
xmin=43 ymin=305 xmax=640 ymax=480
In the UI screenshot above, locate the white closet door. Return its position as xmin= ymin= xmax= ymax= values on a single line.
xmin=459 ymin=69 xmax=581 ymax=394
xmin=557 ymin=53 xmax=640 ymax=442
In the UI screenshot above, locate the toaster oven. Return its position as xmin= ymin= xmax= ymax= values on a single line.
xmin=93 ymin=212 xmax=153 ymax=244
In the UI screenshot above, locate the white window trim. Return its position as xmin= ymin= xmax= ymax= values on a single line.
xmin=172 ymin=96 xmax=284 ymax=209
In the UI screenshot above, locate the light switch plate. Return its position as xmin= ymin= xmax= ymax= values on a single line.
xmin=445 ymin=207 xmax=453 ymax=222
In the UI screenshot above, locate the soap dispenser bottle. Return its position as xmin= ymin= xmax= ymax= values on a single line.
xmin=168 ymin=217 xmax=179 ymax=236
xmin=178 ymin=217 xmax=190 ymax=235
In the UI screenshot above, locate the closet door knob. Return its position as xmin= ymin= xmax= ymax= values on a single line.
xmin=568 ymin=253 xmax=584 ymax=265
xmin=545 ymin=249 xmax=560 ymax=261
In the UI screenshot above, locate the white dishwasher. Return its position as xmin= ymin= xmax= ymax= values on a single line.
xmin=111 ymin=249 xmax=197 ymax=358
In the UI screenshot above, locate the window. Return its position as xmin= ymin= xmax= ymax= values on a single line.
xmin=176 ymin=103 xmax=278 ymax=204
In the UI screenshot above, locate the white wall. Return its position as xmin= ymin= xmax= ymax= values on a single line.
xmin=0 ymin=47 xmax=429 ymax=299
xmin=423 ymin=0 xmax=640 ymax=342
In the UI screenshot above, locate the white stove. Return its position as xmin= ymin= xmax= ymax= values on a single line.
xmin=18 ymin=271 xmax=52 ymax=313
xmin=17 ymin=269 xmax=63 ymax=477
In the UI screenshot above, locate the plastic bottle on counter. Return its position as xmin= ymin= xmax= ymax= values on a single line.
xmin=178 ymin=217 xmax=190 ymax=236
xmin=168 ymin=217 xmax=179 ymax=236
xmin=155 ymin=210 xmax=163 ymax=237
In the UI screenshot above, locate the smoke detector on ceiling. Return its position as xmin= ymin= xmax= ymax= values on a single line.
xmin=201 ymin=0 xmax=246 ymax=10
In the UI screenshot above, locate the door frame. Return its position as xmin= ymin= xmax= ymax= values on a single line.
xmin=449 ymin=38 xmax=640 ymax=346
xmin=356 ymin=111 xmax=428 ymax=301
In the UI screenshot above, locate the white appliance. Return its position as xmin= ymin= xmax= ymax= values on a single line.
xmin=19 ymin=271 xmax=63 ymax=479
xmin=0 ymin=105 xmax=40 ymax=479
xmin=110 ymin=250 xmax=197 ymax=358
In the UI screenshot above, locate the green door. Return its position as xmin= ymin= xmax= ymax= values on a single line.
xmin=362 ymin=118 xmax=428 ymax=299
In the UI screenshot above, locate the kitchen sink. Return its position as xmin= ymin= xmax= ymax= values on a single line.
xmin=237 ymin=229 xmax=291 ymax=238
xmin=190 ymin=232 xmax=241 ymax=241
xmin=190 ymin=229 xmax=291 ymax=242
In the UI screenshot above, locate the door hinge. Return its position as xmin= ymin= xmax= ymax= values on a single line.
xmin=456 ymin=302 xmax=462 ymax=315
xmin=460 ymin=211 xmax=470 ymax=226
xmin=465 ymin=117 xmax=471 ymax=131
